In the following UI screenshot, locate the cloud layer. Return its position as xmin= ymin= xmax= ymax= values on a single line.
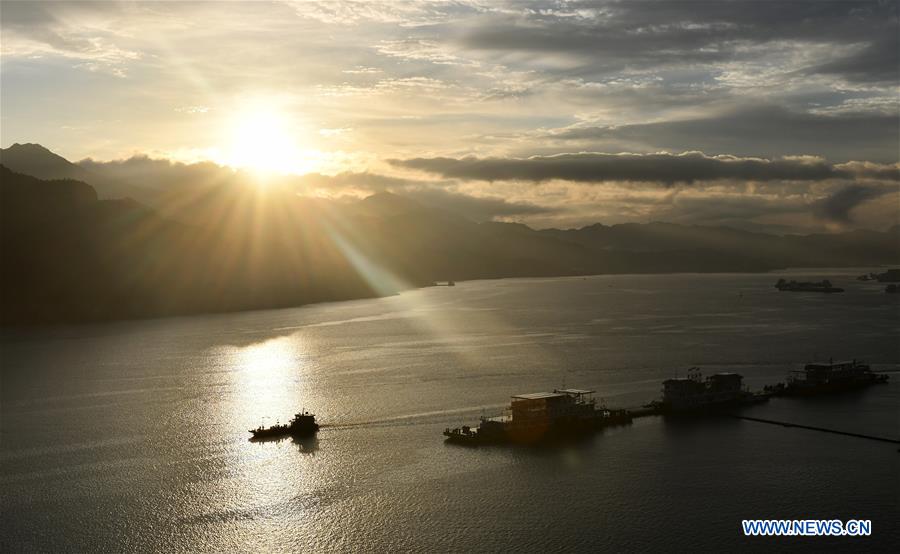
xmin=1 ymin=1 xmax=897 ymax=232
xmin=393 ymin=152 xmax=900 ymax=185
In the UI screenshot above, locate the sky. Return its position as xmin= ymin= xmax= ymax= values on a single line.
xmin=1 ymin=0 xmax=898 ymax=232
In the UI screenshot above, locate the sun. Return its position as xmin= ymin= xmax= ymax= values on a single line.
xmin=221 ymin=104 xmax=311 ymax=175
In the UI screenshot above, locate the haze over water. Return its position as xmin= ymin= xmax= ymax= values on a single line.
xmin=2 ymin=270 xmax=898 ymax=552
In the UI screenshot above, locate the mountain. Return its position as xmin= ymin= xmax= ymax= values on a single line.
xmin=0 ymin=143 xmax=149 ymax=200
xmin=2 ymin=146 xmax=899 ymax=325
xmin=0 ymin=143 xmax=93 ymax=182
xmin=0 ymin=165 xmax=379 ymax=324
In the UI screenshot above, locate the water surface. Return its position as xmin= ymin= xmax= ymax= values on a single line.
xmin=2 ymin=270 xmax=898 ymax=551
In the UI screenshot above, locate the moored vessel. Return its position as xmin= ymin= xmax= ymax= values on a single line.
xmin=651 ymin=369 xmax=767 ymax=414
xmin=874 ymin=269 xmax=900 ymax=283
xmin=774 ymin=278 xmax=843 ymax=293
xmin=766 ymin=359 xmax=889 ymax=396
xmin=444 ymin=388 xmax=631 ymax=446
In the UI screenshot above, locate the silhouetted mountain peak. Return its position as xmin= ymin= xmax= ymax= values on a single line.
xmin=0 ymin=142 xmax=90 ymax=182
xmin=2 ymin=142 xmax=72 ymax=164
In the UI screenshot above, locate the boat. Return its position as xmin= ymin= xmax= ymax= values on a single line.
xmin=874 ymin=269 xmax=900 ymax=283
xmin=774 ymin=278 xmax=843 ymax=293
xmin=249 ymin=411 xmax=320 ymax=439
xmin=767 ymin=359 xmax=889 ymax=397
xmin=857 ymin=269 xmax=899 ymax=283
xmin=651 ymin=369 xmax=767 ymax=413
xmin=443 ymin=388 xmax=631 ymax=446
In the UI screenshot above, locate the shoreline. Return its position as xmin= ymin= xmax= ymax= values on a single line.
xmin=2 ymin=265 xmax=895 ymax=331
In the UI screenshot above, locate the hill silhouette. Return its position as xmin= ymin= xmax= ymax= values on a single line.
xmin=1 ymin=146 xmax=898 ymax=325
xmin=0 ymin=143 xmax=92 ymax=182
xmin=0 ymin=143 xmax=150 ymax=200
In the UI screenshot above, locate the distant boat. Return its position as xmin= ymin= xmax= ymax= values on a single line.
xmin=774 ymin=278 xmax=843 ymax=293
xmin=857 ymin=269 xmax=899 ymax=282
xmin=249 ymin=411 xmax=319 ymax=439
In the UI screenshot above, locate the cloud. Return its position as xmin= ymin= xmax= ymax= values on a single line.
xmin=806 ymin=33 xmax=900 ymax=84
xmin=391 ymin=151 xmax=900 ymax=185
xmin=296 ymin=172 xmax=556 ymax=220
xmin=3 ymin=0 xmax=897 ymax=235
xmin=294 ymin=171 xmax=415 ymax=192
xmin=403 ymin=187 xmax=556 ymax=221
xmin=458 ymin=1 xmax=899 ymax=83
xmin=75 ymin=155 xmax=552 ymax=222
xmin=549 ymin=105 xmax=900 ymax=163
xmin=0 ymin=1 xmax=141 ymax=76
xmin=813 ymin=184 xmax=896 ymax=224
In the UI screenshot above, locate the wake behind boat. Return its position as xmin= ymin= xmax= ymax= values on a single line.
xmin=249 ymin=411 xmax=320 ymax=440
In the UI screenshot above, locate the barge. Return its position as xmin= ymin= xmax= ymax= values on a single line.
xmin=649 ymin=369 xmax=768 ymax=414
xmin=766 ymin=360 xmax=889 ymax=397
xmin=444 ymin=388 xmax=631 ymax=446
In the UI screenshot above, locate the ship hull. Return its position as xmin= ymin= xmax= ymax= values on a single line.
xmin=444 ymin=412 xmax=632 ymax=447
xmin=779 ymin=377 xmax=888 ymax=397
xmin=249 ymin=426 xmax=318 ymax=440
xmin=658 ymin=393 xmax=768 ymax=415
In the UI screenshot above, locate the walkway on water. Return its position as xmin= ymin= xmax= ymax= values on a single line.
xmin=622 ymin=406 xmax=899 ymax=446
xmin=726 ymin=414 xmax=900 ymax=445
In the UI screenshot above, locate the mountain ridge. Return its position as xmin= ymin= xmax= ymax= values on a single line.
xmin=2 ymin=146 xmax=898 ymax=325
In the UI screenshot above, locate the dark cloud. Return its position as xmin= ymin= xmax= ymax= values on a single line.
xmin=813 ymin=184 xmax=896 ymax=224
xmin=391 ymin=151 xmax=900 ymax=185
xmin=77 ymin=156 xmax=551 ymax=222
xmin=0 ymin=1 xmax=118 ymax=54
xmin=459 ymin=1 xmax=898 ymax=82
xmin=806 ymin=33 xmax=900 ymax=84
xmin=551 ymin=105 xmax=900 ymax=163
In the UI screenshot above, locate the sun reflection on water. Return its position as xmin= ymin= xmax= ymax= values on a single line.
xmin=216 ymin=334 xmax=324 ymax=536
xmin=227 ymin=335 xmax=314 ymax=431
xmin=237 ymin=337 xmax=298 ymax=375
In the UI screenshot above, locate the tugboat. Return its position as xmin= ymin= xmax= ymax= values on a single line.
xmin=443 ymin=388 xmax=631 ymax=446
xmin=649 ymin=369 xmax=767 ymax=414
xmin=774 ymin=278 xmax=843 ymax=293
xmin=766 ymin=359 xmax=889 ymax=397
xmin=249 ymin=411 xmax=320 ymax=439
